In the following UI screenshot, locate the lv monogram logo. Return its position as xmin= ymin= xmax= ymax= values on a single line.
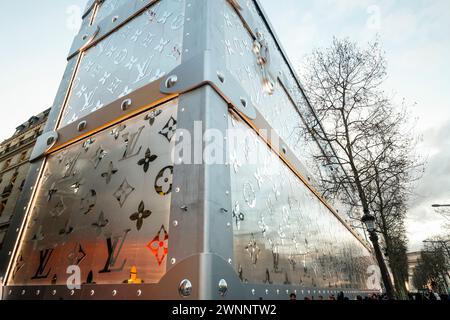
xmin=99 ymin=229 xmax=131 ymax=273
xmin=31 ymin=249 xmax=54 ymax=280
xmin=120 ymin=126 xmax=144 ymax=160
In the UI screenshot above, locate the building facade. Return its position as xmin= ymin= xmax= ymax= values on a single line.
xmin=0 ymin=109 xmax=50 ymax=251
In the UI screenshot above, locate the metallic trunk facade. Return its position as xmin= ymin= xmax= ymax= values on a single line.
xmin=0 ymin=0 xmax=378 ymax=300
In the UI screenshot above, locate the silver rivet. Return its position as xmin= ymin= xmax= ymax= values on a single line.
xmin=171 ymin=258 xmax=176 ymax=265
xmin=77 ymin=121 xmax=87 ymax=132
xmin=36 ymin=290 xmax=40 ymax=295
xmin=251 ymin=289 xmax=256 ymax=295
xmin=217 ymin=71 xmax=225 ymax=83
xmin=240 ymin=98 xmax=247 ymax=108
xmin=179 ymin=279 xmax=193 ymax=297
xmin=8 ymin=251 xmax=11 ymax=256
xmin=112 ymin=15 xmax=119 ymax=23
xmin=70 ymin=290 xmax=75 ymax=296
xmin=228 ymin=258 xmax=232 ymax=264
xmin=121 ymin=98 xmax=132 ymax=111
xmin=8 ymin=290 xmax=12 ymax=295
xmin=225 ymin=190 xmax=229 ymax=195
xmin=265 ymin=289 xmax=269 ymax=295
xmin=276 ymin=289 xmax=280 ymax=295
xmin=226 ymin=222 xmax=231 ymax=227
xmin=16 ymin=228 xmax=19 ymax=232
xmin=165 ymin=75 xmax=178 ymax=89
xmin=112 ymin=290 xmax=117 ymax=296
xmin=281 ymin=145 xmax=287 ymax=154
xmin=90 ymin=290 xmax=95 ymax=296
xmin=47 ymin=136 xmax=55 ymax=146
xmin=175 ymin=187 xmax=181 ymax=193
xmin=52 ymin=290 xmax=57 ymax=295
xmin=137 ymin=290 xmax=142 ymax=296
xmin=173 ymin=220 xmax=179 ymax=227
xmin=286 ymin=290 xmax=289 ymax=294
xmin=21 ymin=290 xmax=26 ymax=295
xmin=180 ymin=205 xmax=188 ymax=212
xmin=82 ymin=34 xmax=88 ymax=40
xmin=218 ymin=279 xmax=228 ymax=296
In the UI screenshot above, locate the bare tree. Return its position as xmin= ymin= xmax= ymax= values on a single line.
xmin=413 ymin=238 xmax=450 ymax=294
xmin=301 ymin=37 xmax=424 ymax=298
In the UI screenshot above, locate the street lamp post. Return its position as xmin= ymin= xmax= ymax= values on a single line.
xmin=361 ymin=212 xmax=395 ymax=299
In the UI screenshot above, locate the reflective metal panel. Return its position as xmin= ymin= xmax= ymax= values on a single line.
xmin=9 ymin=99 xmax=178 ymax=286
xmin=229 ymin=113 xmax=375 ymax=290
xmin=94 ymin=0 xmax=132 ymax=24
xmin=61 ymin=0 xmax=185 ymax=127
xmin=221 ymin=2 xmax=319 ymax=171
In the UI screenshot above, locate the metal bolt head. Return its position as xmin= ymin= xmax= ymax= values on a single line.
xmin=47 ymin=136 xmax=55 ymax=146
xmin=217 ymin=71 xmax=225 ymax=83
xmin=165 ymin=75 xmax=178 ymax=89
xmin=121 ymin=99 xmax=132 ymax=111
xmin=240 ymin=98 xmax=247 ymax=108
xmin=179 ymin=279 xmax=193 ymax=297
xmin=77 ymin=121 xmax=87 ymax=132
xmin=218 ymin=279 xmax=228 ymax=296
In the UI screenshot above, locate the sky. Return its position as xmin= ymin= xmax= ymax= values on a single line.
xmin=0 ymin=0 xmax=449 ymax=251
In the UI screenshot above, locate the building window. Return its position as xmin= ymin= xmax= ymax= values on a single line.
xmin=19 ymin=151 xmax=27 ymax=162
xmin=0 ymin=229 xmax=7 ymax=251
xmin=18 ymin=179 xmax=26 ymax=191
xmin=10 ymin=171 xmax=19 ymax=186
xmin=3 ymin=159 xmax=11 ymax=170
xmin=0 ymin=199 xmax=7 ymax=216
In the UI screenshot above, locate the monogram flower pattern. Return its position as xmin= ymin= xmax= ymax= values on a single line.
xmin=137 ymin=148 xmax=158 ymax=173
xmin=130 ymin=201 xmax=152 ymax=231
xmin=155 ymin=166 xmax=173 ymax=196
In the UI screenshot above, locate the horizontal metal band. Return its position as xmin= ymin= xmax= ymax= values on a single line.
xmin=47 ymin=79 xmax=176 ymax=155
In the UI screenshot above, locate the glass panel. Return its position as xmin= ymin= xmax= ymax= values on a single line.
xmin=9 ymin=99 xmax=178 ymax=286
xmin=229 ymin=113 xmax=375 ymax=290
xmin=61 ymin=0 xmax=185 ymax=127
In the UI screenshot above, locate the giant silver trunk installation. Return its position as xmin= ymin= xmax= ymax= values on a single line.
xmin=0 ymin=0 xmax=378 ymax=300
